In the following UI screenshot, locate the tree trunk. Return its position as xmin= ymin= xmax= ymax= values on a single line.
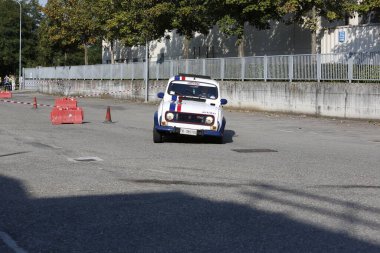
xmin=238 ymin=34 xmax=245 ymax=57
xmin=109 ymin=41 xmax=115 ymax=64
xmin=238 ymin=23 xmax=245 ymax=57
xmin=64 ymin=52 xmax=67 ymax=66
xmin=84 ymin=44 xmax=88 ymax=65
xmin=183 ymin=37 xmax=190 ymax=59
xmin=311 ymin=31 xmax=317 ymax=54
xmin=311 ymin=6 xmax=317 ymax=54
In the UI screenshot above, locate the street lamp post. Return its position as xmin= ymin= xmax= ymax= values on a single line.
xmin=15 ymin=0 xmax=22 ymax=89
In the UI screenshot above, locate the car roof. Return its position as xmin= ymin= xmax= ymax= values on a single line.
xmin=168 ymin=75 xmax=220 ymax=88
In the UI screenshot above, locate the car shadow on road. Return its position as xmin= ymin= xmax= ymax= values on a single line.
xmin=0 ymin=175 xmax=379 ymax=253
xmin=223 ymin=130 xmax=236 ymax=143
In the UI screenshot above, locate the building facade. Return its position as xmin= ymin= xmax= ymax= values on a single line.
xmin=102 ymin=11 xmax=380 ymax=64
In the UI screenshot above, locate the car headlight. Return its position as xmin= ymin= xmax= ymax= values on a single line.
xmin=166 ymin=112 xmax=174 ymax=121
xmin=205 ymin=116 xmax=214 ymax=125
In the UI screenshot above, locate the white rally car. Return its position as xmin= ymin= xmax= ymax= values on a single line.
xmin=153 ymin=74 xmax=227 ymax=143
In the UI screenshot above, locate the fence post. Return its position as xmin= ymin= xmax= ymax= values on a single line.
xmin=241 ymin=57 xmax=246 ymax=81
xmin=100 ymin=65 xmax=103 ymax=81
xmin=221 ymin=58 xmax=225 ymax=81
xmin=132 ymin=63 xmax=135 ymax=81
xmin=120 ymin=63 xmax=123 ymax=81
xmin=110 ymin=64 xmax=113 ymax=80
xmin=264 ymin=55 xmax=268 ymax=82
xmin=202 ymin=59 xmax=206 ymax=76
xmin=170 ymin=60 xmax=174 ymax=77
xmin=185 ymin=59 xmax=189 ymax=74
xmin=289 ymin=55 xmax=293 ymax=82
xmin=317 ymin=54 xmax=321 ymax=82
xmin=348 ymin=56 xmax=353 ymax=83
xmin=156 ymin=62 xmax=160 ymax=80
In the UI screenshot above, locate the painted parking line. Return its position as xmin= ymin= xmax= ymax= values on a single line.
xmin=67 ymin=157 xmax=103 ymax=162
xmin=146 ymin=169 xmax=170 ymax=174
xmin=278 ymin=129 xmax=294 ymax=133
xmin=0 ymin=230 xmax=27 ymax=253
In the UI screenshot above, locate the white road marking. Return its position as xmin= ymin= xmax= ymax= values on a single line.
xmin=49 ymin=145 xmax=63 ymax=149
xmin=146 ymin=169 xmax=170 ymax=174
xmin=67 ymin=157 xmax=103 ymax=162
xmin=279 ymin=129 xmax=294 ymax=133
xmin=0 ymin=230 xmax=28 ymax=253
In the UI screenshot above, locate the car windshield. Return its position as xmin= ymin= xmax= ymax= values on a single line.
xmin=167 ymin=82 xmax=218 ymax=99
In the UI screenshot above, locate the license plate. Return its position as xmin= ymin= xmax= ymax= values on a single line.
xmin=180 ymin=128 xmax=197 ymax=136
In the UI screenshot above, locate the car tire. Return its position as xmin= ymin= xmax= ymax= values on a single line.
xmin=153 ymin=128 xmax=163 ymax=143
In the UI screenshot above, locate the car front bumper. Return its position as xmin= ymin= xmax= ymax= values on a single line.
xmin=155 ymin=125 xmax=224 ymax=138
xmin=154 ymin=111 xmax=226 ymax=138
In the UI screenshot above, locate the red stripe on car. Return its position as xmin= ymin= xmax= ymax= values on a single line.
xmin=177 ymin=97 xmax=182 ymax=112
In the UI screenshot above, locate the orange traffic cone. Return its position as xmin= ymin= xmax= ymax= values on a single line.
xmin=33 ymin=97 xmax=38 ymax=109
xmin=103 ymin=106 xmax=113 ymax=123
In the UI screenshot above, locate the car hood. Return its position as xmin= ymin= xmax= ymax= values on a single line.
xmin=163 ymin=99 xmax=219 ymax=116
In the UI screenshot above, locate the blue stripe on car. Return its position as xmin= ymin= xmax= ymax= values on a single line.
xmin=169 ymin=102 xmax=176 ymax=112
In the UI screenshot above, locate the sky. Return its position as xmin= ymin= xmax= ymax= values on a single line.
xmin=39 ymin=0 xmax=47 ymax=6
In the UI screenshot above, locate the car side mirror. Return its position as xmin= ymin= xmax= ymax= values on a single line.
xmin=221 ymin=98 xmax=228 ymax=105
xmin=157 ymin=92 xmax=164 ymax=99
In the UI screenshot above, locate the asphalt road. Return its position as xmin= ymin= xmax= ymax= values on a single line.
xmin=1 ymin=91 xmax=380 ymax=253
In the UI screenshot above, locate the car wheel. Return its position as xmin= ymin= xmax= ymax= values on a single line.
xmin=153 ymin=128 xmax=163 ymax=143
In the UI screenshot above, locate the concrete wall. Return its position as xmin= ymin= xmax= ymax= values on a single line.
xmin=220 ymin=81 xmax=380 ymax=119
xmin=37 ymin=80 xmax=380 ymax=120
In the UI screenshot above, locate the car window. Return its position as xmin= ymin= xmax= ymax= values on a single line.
xmin=168 ymin=82 xmax=218 ymax=99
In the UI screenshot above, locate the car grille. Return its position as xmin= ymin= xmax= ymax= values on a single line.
xmin=167 ymin=112 xmax=213 ymax=125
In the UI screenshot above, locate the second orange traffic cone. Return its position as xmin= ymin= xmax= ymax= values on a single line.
xmin=103 ymin=106 xmax=113 ymax=123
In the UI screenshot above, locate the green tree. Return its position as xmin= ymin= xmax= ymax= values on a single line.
xmin=112 ymin=0 xmax=175 ymax=47
xmin=0 ymin=0 xmax=20 ymax=76
xmin=172 ymin=0 xmax=214 ymax=38
xmin=357 ymin=0 xmax=380 ymax=11
xmin=171 ymin=0 xmax=216 ymax=59
xmin=93 ymin=0 xmax=123 ymax=64
xmin=0 ymin=0 xmax=42 ymax=78
xmin=43 ymin=0 xmax=100 ymax=65
xmin=23 ymin=0 xmax=44 ymax=67
xmin=41 ymin=0 xmax=80 ymax=65
xmin=354 ymin=0 xmax=380 ymax=20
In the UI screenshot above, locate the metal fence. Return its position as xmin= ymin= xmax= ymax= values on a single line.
xmin=24 ymin=52 xmax=380 ymax=83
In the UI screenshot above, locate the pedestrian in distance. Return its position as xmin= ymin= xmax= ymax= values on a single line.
xmin=4 ymin=75 xmax=11 ymax=91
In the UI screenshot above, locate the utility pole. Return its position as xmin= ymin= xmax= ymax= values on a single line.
xmin=15 ymin=0 xmax=22 ymax=89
